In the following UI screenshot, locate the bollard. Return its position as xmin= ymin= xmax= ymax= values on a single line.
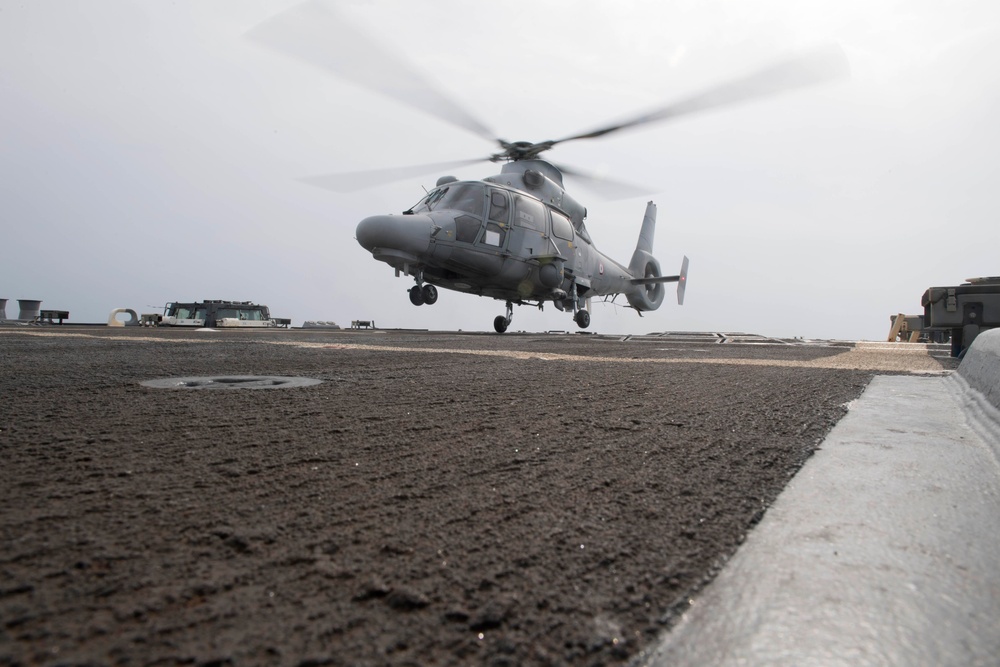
xmin=107 ymin=308 xmax=140 ymax=327
xmin=18 ymin=299 xmax=42 ymax=321
xmin=0 ymin=298 xmax=7 ymax=320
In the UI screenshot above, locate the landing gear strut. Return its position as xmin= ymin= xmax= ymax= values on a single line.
xmin=570 ymin=282 xmax=590 ymax=329
xmin=408 ymin=272 xmax=438 ymax=306
xmin=494 ymin=301 xmax=513 ymax=334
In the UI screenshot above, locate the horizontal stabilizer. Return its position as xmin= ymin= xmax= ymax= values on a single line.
xmin=631 ymin=275 xmax=681 ymax=285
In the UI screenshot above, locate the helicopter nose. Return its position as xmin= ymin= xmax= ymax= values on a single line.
xmin=356 ymin=214 xmax=433 ymax=256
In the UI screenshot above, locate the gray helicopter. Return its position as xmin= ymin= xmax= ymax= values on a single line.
xmin=354 ymin=161 xmax=686 ymax=332
xmin=250 ymin=2 xmax=848 ymax=333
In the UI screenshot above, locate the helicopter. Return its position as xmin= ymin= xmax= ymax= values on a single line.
xmin=355 ymin=164 xmax=685 ymax=333
xmin=249 ymin=2 xmax=848 ymax=333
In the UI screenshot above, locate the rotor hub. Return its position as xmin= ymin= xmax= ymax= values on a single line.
xmin=492 ymin=140 xmax=557 ymax=163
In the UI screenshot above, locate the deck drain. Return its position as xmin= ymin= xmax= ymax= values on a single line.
xmin=141 ymin=375 xmax=322 ymax=390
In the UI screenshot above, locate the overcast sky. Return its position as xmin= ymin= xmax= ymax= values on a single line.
xmin=2 ymin=0 xmax=998 ymax=339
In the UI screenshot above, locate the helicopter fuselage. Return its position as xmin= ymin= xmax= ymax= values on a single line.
xmin=355 ymin=160 xmax=685 ymax=331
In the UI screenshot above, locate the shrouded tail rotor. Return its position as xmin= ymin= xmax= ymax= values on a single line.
xmin=627 ymin=255 xmax=666 ymax=311
xmin=628 ymin=255 xmax=689 ymax=311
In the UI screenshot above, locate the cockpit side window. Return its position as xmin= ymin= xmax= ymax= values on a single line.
xmin=488 ymin=190 xmax=510 ymax=224
xmin=482 ymin=221 xmax=506 ymax=247
xmin=455 ymin=215 xmax=481 ymax=243
xmin=475 ymin=188 xmax=510 ymax=248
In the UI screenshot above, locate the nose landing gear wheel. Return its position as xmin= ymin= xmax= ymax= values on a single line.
xmin=421 ymin=284 xmax=438 ymax=305
xmin=408 ymin=286 xmax=425 ymax=306
xmin=574 ymin=309 xmax=591 ymax=329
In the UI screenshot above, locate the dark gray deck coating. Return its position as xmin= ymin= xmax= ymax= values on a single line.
xmin=0 ymin=328 xmax=958 ymax=665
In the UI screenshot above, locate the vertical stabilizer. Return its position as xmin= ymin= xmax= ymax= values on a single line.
xmin=626 ymin=202 xmax=665 ymax=311
xmin=630 ymin=201 xmax=657 ymax=272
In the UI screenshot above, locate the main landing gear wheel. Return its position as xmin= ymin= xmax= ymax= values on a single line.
xmin=574 ymin=309 xmax=591 ymax=329
xmin=408 ymin=285 xmax=425 ymax=306
xmin=494 ymin=300 xmax=514 ymax=334
xmin=421 ymin=284 xmax=438 ymax=305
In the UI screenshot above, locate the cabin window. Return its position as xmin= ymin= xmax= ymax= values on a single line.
xmin=550 ymin=210 xmax=574 ymax=241
xmin=513 ymin=195 xmax=546 ymax=232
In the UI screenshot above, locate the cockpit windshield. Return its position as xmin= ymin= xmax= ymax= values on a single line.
xmin=408 ymin=182 xmax=485 ymax=217
xmin=409 ymin=188 xmax=446 ymax=213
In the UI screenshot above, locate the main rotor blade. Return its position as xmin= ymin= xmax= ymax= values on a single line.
xmin=552 ymin=162 xmax=655 ymax=200
xmin=248 ymin=1 xmax=496 ymax=143
xmin=555 ymin=44 xmax=849 ymax=145
xmin=299 ymin=158 xmax=489 ymax=192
